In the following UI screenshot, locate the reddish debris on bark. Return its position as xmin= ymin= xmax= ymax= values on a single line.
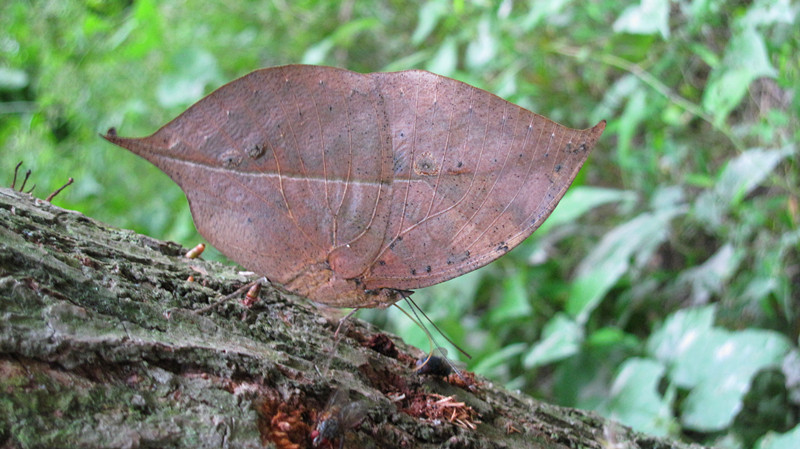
xmin=256 ymin=390 xmax=313 ymax=449
xmin=364 ymin=333 xmax=399 ymax=359
xmin=400 ymin=392 xmax=481 ymax=430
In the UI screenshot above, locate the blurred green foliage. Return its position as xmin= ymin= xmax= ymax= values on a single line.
xmin=1 ymin=1 xmax=798 ymax=448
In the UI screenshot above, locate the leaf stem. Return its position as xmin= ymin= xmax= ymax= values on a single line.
xmin=549 ymin=43 xmax=745 ymax=152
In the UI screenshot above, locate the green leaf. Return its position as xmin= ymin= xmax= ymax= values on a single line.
xmin=679 ymin=328 xmax=791 ymax=431
xmin=694 ymin=146 xmax=791 ymax=227
xmin=702 ymin=26 xmax=777 ymax=124
xmin=715 ymin=146 xmax=791 ymax=205
xmin=647 ymin=306 xmax=792 ymax=431
xmin=0 ymin=67 xmax=28 ymax=90
xmin=613 ymin=0 xmax=671 ymax=39
xmin=465 ymin=15 xmax=497 ymax=69
xmin=121 ymin=0 xmax=164 ymax=59
xmin=742 ymin=0 xmax=797 ymax=28
xmin=523 ymin=313 xmax=583 ymax=368
xmin=675 ymin=243 xmax=742 ymax=304
xmin=412 ymin=0 xmax=448 ymax=45
xmin=568 ymin=206 xmax=685 ymax=322
xmin=156 ymin=48 xmax=221 ymax=108
xmin=647 ymin=306 xmax=717 ymax=366
xmin=755 ymin=424 xmax=800 ymax=449
xmin=426 ymin=38 xmax=458 ymax=76
xmin=301 ymin=40 xmax=334 ymax=66
xmin=488 ymin=270 xmax=532 ymax=325
xmin=538 ymin=187 xmax=637 ymax=235
xmin=616 ymin=86 xmax=648 ymax=171
xmin=519 ymin=0 xmax=572 ymax=31
xmin=416 ymin=266 xmax=484 ymax=318
xmin=302 ymin=18 xmax=380 ymax=65
xmin=472 ymin=342 xmax=527 ymax=378
xmin=598 ymin=358 xmax=676 ymax=437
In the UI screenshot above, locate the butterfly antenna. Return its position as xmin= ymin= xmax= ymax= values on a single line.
xmin=403 ymin=296 xmax=471 ymax=360
xmin=394 ymin=300 xmax=469 ymax=382
xmin=392 ymin=294 xmax=472 ymax=383
xmin=390 ymin=302 xmax=435 ymax=355
xmin=392 ymin=302 xmax=458 ymax=376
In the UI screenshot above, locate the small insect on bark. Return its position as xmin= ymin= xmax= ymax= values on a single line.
xmin=312 ymin=389 xmax=368 ymax=449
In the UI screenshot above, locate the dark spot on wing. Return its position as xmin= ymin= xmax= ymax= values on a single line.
xmin=413 ymin=152 xmax=439 ymax=176
xmin=247 ymin=144 xmax=265 ymax=159
xmin=220 ymin=149 xmax=243 ymax=168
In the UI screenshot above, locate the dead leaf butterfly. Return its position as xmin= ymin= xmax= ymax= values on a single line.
xmin=103 ymin=65 xmax=605 ymax=308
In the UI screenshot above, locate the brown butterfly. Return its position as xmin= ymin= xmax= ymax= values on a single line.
xmin=104 ymin=65 xmax=604 ymax=309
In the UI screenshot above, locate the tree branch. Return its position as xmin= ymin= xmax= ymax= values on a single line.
xmin=0 ymin=187 xmax=705 ymax=449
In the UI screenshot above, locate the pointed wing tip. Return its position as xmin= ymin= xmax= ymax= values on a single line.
xmin=100 ymin=127 xmax=122 ymax=144
xmin=585 ymin=119 xmax=607 ymax=143
xmin=594 ymin=119 xmax=607 ymax=132
xmin=100 ymin=128 xmax=141 ymax=151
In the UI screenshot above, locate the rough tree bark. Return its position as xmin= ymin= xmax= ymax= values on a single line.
xmin=0 ymin=187 xmax=705 ymax=449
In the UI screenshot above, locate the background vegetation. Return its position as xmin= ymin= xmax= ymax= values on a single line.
xmin=1 ymin=1 xmax=797 ymax=448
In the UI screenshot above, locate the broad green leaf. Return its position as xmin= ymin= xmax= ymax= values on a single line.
xmin=523 ymin=313 xmax=583 ymax=368
xmin=714 ymin=147 xmax=791 ymax=204
xmin=472 ymin=342 xmax=527 ymax=378
xmin=755 ymin=424 xmax=800 ymax=449
xmin=648 ymin=307 xmax=792 ymax=431
xmin=417 ymin=266 xmax=484 ymax=318
xmin=597 ymin=358 xmax=676 ymax=437
xmin=465 ymin=15 xmax=497 ymax=69
xmin=616 ymin=86 xmax=648 ymax=171
xmin=742 ymin=0 xmax=797 ymax=28
xmin=538 ymin=187 xmax=637 ymax=235
xmin=528 ymin=187 xmax=636 ymax=266
xmin=694 ymin=146 xmax=791 ymax=227
xmin=613 ymin=0 xmax=671 ymax=39
xmin=650 ymin=185 xmax=685 ymax=210
xmin=488 ymin=270 xmax=532 ymax=325
xmin=675 ymin=243 xmax=742 ymax=304
xmin=568 ymin=206 xmax=685 ymax=322
xmin=688 ymin=43 xmax=720 ymax=68
xmin=647 ymin=305 xmax=716 ymax=367
xmin=426 ymin=38 xmax=458 ymax=76
xmin=120 ymin=0 xmax=164 ymax=59
xmin=679 ymin=328 xmax=790 ymax=431
xmin=0 ymin=67 xmax=28 ymax=90
xmin=520 ymin=0 xmax=572 ymax=31
xmin=302 ymin=18 xmax=380 ymax=65
xmin=156 ymin=48 xmax=221 ymax=108
xmin=412 ymin=0 xmax=448 ymax=44
xmin=301 ymin=40 xmax=334 ymax=65
xmin=593 ymin=74 xmax=640 ymax=126
xmin=702 ymin=27 xmax=777 ymax=124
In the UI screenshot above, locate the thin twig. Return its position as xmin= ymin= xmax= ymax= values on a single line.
xmin=548 ymin=43 xmax=745 ymax=151
xmin=11 ymin=161 xmax=23 ymax=189
xmin=46 ymin=178 xmax=74 ymax=202
xmin=19 ymin=169 xmax=31 ymax=192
